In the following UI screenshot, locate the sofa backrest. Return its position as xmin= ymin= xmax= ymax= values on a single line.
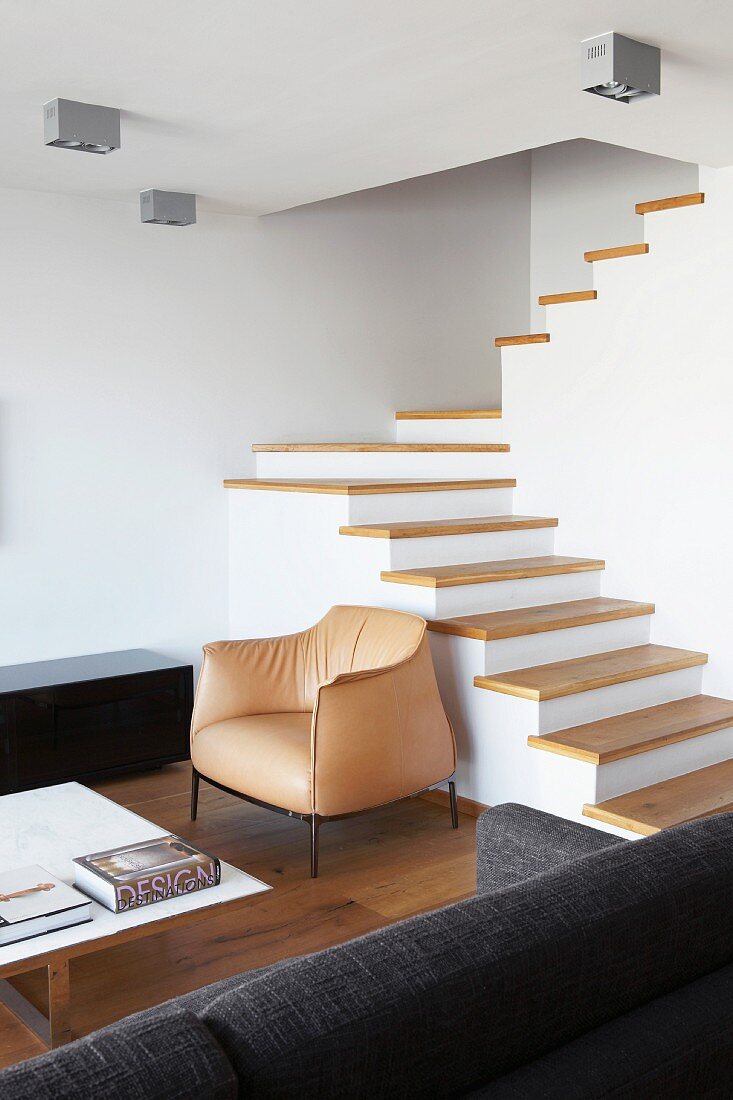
xmin=194 ymin=812 xmax=733 ymax=1099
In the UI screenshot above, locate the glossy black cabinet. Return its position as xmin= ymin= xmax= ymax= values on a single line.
xmin=0 ymin=649 xmax=193 ymax=794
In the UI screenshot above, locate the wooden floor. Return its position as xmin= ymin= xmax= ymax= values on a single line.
xmin=0 ymin=763 xmax=476 ymax=1069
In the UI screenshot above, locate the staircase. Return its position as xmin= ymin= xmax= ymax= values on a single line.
xmin=227 ymin=181 xmax=733 ymax=839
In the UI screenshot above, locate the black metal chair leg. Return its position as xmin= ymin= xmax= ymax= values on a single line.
xmin=191 ymin=767 xmax=200 ymax=821
xmin=449 ymin=781 xmax=459 ymax=829
xmin=309 ymin=815 xmax=322 ymax=878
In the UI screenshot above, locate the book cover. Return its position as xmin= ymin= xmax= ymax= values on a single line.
xmin=0 ymin=865 xmax=92 ymax=946
xmin=74 ymin=835 xmax=221 ymax=913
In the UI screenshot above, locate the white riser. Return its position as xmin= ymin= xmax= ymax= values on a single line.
xmin=595 ymin=723 xmax=733 ymax=801
xmin=395 ymin=419 xmax=506 ymax=444
xmin=348 ymin=487 xmax=514 ymax=523
xmin=255 ymin=451 xmax=514 ymax=479
xmin=482 ymin=615 xmax=652 ymax=674
xmin=385 ymin=526 xmax=556 ymax=569
xmin=538 ymin=665 xmax=705 ymax=734
xmin=381 ymin=568 xmax=602 ymax=619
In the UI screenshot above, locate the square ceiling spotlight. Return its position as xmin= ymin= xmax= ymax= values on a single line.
xmin=140 ymin=189 xmax=197 ymax=226
xmin=44 ymin=98 xmax=120 ymax=153
xmin=581 ymin=33 xmax=660 ymax=103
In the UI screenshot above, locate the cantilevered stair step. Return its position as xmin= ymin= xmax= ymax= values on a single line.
xmin=635 ymin=192 xmax=705 ymax=215
xmin=495 ymin=333 xmax=550 ymax=348
xmin=429 ymin=598 xmax=654 ymax=642
xmin=339 ymin=515 xmax=558 ymax=540
xmin=474 ymin=645 xmax=707 ymax=701
xmin=538 ymin=290 xmax=597 ymax=306
xmin=584 ymin=243 xmax=649 ymax=263
xmin=381 ymin=555 xmax=605 ymax=588
xmin=529 ymin=695 xmax=733 ymax=765
xmin=395 ymin=409 xmax=501 ymax=420
xmin=583 ymin=758 xmax=733 ymax=835
xmin=223 ymin=477 xmax=516 ymax=495
xmin=252 ymin=442 xmax=509 ymax=453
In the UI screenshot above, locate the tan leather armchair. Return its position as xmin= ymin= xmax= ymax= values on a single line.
xmin=190 ymin=605 xmax=457 ymax=876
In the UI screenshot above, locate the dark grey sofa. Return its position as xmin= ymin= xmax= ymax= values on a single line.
xmin=2 ymin=805 xmax=732 ymax=1099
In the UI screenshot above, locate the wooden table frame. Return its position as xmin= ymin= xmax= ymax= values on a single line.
xmin=0 ymin=891 xmax=261 ymax=1050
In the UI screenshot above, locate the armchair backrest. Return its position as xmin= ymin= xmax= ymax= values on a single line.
xmin=301 ymin=606 xmax=425 ymax=708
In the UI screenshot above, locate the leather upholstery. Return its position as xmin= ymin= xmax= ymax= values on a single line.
xmin=191 ymin=606 xmax=456 ymax=817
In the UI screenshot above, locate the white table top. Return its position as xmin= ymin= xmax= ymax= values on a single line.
xmin=0 ymin=782 xmax=270 ymax=971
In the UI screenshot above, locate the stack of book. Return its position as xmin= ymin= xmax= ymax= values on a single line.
xmin=73 ymin=835 xmax=221 ymax=913
xmin=0 ymin=836 xmax=220 ymax=949
xmin=0 ymin=866 xmax=92 ymax=946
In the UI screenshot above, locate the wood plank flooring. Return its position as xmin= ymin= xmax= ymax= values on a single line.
xmin=0 ymin=763 xmax=476 ymax=1070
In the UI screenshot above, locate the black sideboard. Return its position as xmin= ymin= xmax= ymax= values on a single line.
xmin=0 ymin=649 xmax=193 ymax=794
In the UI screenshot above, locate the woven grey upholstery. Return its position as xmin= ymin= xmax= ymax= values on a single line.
xmin=0 ymin=1007 xmax=236 ymax=1100
xmin=476 ymin=802 xmax=625 ymax=892
xmin=195 ymin=812 xmax=733 ymax=1099
xmin=468 ymin=962 xmax=733 ymax=1099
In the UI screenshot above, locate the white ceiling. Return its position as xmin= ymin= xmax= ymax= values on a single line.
xmin=2 ymin=1 xmax=732 ymax=215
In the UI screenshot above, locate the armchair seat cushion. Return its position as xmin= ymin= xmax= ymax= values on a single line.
xmin=192 ymin=713 xmax=312 ymax=815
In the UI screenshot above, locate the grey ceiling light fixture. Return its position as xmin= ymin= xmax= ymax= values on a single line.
xmin=44 ymin=98 xmax=120 ymax=153
xmin=581 ymin=33 xmax=660 ymax=103
xmin=140 ymin=189 xmax=197 ymax=226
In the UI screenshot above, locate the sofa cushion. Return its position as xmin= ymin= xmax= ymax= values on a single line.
xmin=198 ymin=813 xmax=733 ymax=1099
xmin=0 ymin=1006 xmax=236 ymax=1100
xmin=468 ymin=962 xmax=733 ymax=1099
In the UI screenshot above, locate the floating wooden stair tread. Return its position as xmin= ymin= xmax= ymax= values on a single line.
xmin=430 ymin=598 xmax=653 ymax=642
xmin=223 ymin=477 xmax=516 ymax=495
xmin=529 ymin=695 xmax=733 ymax=765
xmin=381 ymin=554 xmax=605 ymax=589
xmin=538 ymin=290 xmax=597 ymax=306
xmin=252 ymin=442 xmax=509 ymax=453
xmin=495 ymin=333 xmax=550 ymax=347
xmin=636 ymin=192 xmax=705 ymax=215
xmin=395 ymin=409 xmax=501 ymax=420
xmin=584 ymin=243 xmax=649 ymax=263
xmin=474 ymin=644 xmax=707 ymax=701
xmin=583 ymin=758 xmax=733 ymax=835
xmin=340 ymin=515 xmax=558 ymax=540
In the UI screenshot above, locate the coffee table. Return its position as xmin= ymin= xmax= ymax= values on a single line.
xmin=0 ymin=782 xmax=270 ymax=1049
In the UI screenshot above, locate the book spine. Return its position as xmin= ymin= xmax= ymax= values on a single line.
xmin=113 ymin=857 xmax=221 ymax=914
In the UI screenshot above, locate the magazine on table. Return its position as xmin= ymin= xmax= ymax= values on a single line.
xmin=73 ymin=835 xmax=221 ymax=914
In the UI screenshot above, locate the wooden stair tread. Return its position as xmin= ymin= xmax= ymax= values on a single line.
xmin=223 ymin=477 xmax=516 ymax=495
xmin=474 ymin=644 xmax=707 ymax=701
xmin=584 ymin=243 xmax=649 ymax=263
xmin=395 ymin=409 xmax=501 ymax=420
xmin=251 ymin=442 xmax=509 ymax=453
xmin=636 ymin=192 xmax=705 ymax=215
xmin=538 ymin=290 xmax=597 ymax=305
xmin=429 ymin=598 xmax=654 ymax=642
xmin=339 ymin=515 xmax=558 ymax=540
xmin=530 ymin=695 xmax=733 ymax=764
xmin=495 ymin=333 xmax=550 ymax=347
xmin=381 ymin=555 xmax=605 ymax=589
xmin=583 ymin=758 xmax=733 ymax=835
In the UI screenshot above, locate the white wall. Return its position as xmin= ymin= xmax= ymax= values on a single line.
xmin=503 ymin=163 xmax=733 ymax=700
xmin=0 ymin=153 xmax=530 ymax=669
xmin=530 ymin=140 xmax=699 ymax=330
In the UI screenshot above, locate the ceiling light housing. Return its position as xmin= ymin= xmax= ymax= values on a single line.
xmin=581 ymin=33 xmax=660 ymax=103
xmin=140 ymin=189 xmax=197 ymax=227
xmin=44 ymin=98 xmax=120 ymax=153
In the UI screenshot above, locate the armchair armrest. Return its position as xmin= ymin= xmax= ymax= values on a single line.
xmin=311 ymin=636 xmax=456 ymax=817
xmin=476 ymin=803 xmax=626 ymax=894
xmin=191 ymin=633 xmax=306 ymax=738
